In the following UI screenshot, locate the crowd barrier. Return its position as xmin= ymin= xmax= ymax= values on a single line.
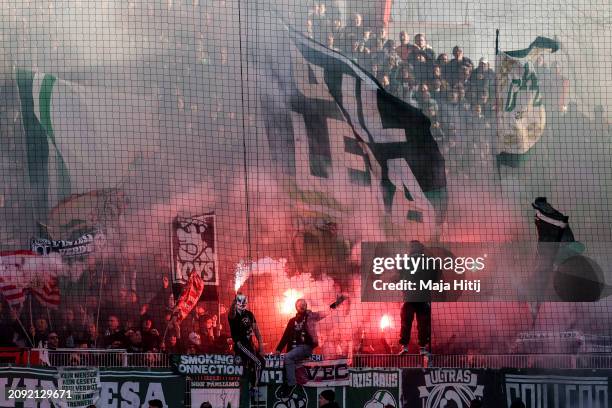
xmin=0 ymin=349 xmax=609 ymax=369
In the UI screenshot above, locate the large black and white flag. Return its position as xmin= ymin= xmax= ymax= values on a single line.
xmin=261 ymin=27 xmax=447 ymax=240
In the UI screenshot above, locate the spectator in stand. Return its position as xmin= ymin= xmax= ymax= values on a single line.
xmin=411 ymin=33 xmax=435 ymax=62
xmin=141 ymin=318 xmax=161 ymax=351
xmin=58 ymin=308 xmax=78 ymax=348
xmin=326 ymin=34 xmax=340 ymax=51
xmin=430 ymin=64 xmax=443 ymax=85
xmin=305 ymin=19 xmax=314 ymax=39
xmin=311 ymin=3 xmax=331 ymax=42
xmin=453 ymin=83 xmax=470 ymax=112
xmin=367 ymin=36 xmax=387 ymax=71
xmin=103 ymin=315 xmax=127 ymax=349
xmin=366 ymin=27 xmax=388 ymax=51
xmin=32 ymin=318 xmax=50 ymax=348
xmin=186 ymin=332 xmax=202 ymax=353
xmin=476 ymin=90 xmax=494 ymax=121
xmin=81 ymin=323 xmax=102 ymax=348
xmin=329 ymin=17 xmax=343 ymax=38
xmin=47 ymin=332 xmax=60 ymax=350
xmin=436 ymin=53 xmax=450 ymax=68
xmin=430 ymin=78 xmax=444 ymax=100
xmin=422 ymin=100 xmax=442 ymax=137
xmin=414 ymin=83 xmax=432 ymax=109
xmin=338 ymin=13 xmax=364 ymax=52
xmin=150 ymin=276 xmax=174 ymax=330
xmin=470 ymin=57 xmax=495 ymax=92
xmin=412 ymin=51 xmax=433 ymax=84
xmin=396 ymin=31 xmax=413 ymax=62
xmin=390 ymin=63 xmax=411 ymax=98
xmin=439 ymin=87 xmax=465 ymax=138
xmin=126 ymin=329 xmax=144 ymax=353
xmin=445 ymin=46 xmax=473 ymax=86
xmin=200 ymin=316 xmax=218 ymax=352
xmin=458 ymin=64 xmax=472 ymax=87
xmin=163 ymin=333 xmax=180 ymax=354
xmin=511 ymin=399 xmax=526 ymax=408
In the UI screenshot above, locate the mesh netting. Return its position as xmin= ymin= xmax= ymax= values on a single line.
xmin=0 ymin=0 xmax=611 ymax=356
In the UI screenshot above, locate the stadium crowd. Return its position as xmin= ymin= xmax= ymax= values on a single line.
xmin=0 ymin=275 xmax=231 ymax=356
xmin=304 ymin=6 xmax=569 ymax=173
xmin=0 ymin=4 xmax=574 ymax=360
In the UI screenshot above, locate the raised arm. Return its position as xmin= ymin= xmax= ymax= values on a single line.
xmin=312 ymin=294 xmax=347 ymax=321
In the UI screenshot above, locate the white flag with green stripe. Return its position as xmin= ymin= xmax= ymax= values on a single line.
xmin=495 ymin=37 xmax=560 ymax=166
xmin=15 ymin=69 xmax=160 ymax=220
xmin=16 ymin=69 xmax=71 ymax=212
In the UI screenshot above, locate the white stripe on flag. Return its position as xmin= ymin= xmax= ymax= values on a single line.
xmin=32 ymin=72 xmax=45 ymax=124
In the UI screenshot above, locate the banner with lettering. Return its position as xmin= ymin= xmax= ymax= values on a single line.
xmin=55 ymin=367 xmax=100 ymax=408
xmin=170 ymin=213 xmax=218 ymax=286
xmin=0 ymin=367 xmax=185 ymax=408
xmin=191 ymin=381 xmax=240 ymax=408
xmin=501 ymin=369 xmax=612 ymax=408
xmin=346 ymin=369 xmax=400 ymax=408
xmin=258 ymin=355 xmax=349 ymax=386
xmin=401 ymin=368 xmax=500 ymax=408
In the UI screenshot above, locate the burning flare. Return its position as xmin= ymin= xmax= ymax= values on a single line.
xmin=281 ymin=289 xmax=303 ymax=315
xmin=380 ymin=314 xmax=392 ymax=331
xmin=233 ymin=260 xmax=250 ymax=292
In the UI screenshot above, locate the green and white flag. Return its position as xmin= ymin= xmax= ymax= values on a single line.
xmin=496 ymin=37 xmax=560 ymax=166
xmin=16 ymin=69 xmax=71 ymax=213
xmin=15 ymin=69 xmax=160 ymax=226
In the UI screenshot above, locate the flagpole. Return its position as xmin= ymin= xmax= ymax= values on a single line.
xmin=494 ymin=29 xmax=504 ymax=193
xmin=495 ymin=29 xmax=500 ymax=56
xmin=94 ymin=258 xmax=106 ymax=349
xmin=47 ymin=308 xmax=53 ymax=331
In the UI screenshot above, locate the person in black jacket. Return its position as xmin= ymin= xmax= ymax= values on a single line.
xmin=275 ymin=294 xmax=346 ymax=397
xmin=228 ymin=294 xmax=265 ymax=396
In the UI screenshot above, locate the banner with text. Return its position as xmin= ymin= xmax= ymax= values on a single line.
xmin=0 ymin=367 xmax=185 ymax=408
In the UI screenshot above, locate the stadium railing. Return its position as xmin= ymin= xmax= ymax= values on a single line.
xmin=11 ymin=350 xmax=612 ymax=369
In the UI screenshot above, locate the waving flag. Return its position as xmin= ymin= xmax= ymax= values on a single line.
xmin=15 ymin=69 xmax=158 ymax=223
xmin=261 ymin=27 xmax=447 ymax=241
xmin=30 ymin=276 xmax=61 ymax=309
xmin=174 ymin=272 xmax=205 ymax=322
xmin=496 ymin=36 xmax=560 ymax=166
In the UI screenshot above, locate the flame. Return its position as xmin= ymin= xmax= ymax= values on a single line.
xmin=380 ymin=314 xmax=392 ymax=331
xmin=281 ymin=289 xmax=303 ymax=315
xmin=234 ymin=260 xmax=250 ymax=292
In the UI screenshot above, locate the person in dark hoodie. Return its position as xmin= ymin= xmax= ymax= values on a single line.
xmin=275 ymin=294 xmax=346 ymax=398
xmin=318 ymin=389 xmax=340 ymax=408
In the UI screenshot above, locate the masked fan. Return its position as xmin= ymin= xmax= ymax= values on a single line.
xmin=228 ymin=293 xmax=266 ymax=398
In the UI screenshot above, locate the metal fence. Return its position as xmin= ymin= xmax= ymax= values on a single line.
xmin=16 ymin=350 xmax=612 ymax=369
